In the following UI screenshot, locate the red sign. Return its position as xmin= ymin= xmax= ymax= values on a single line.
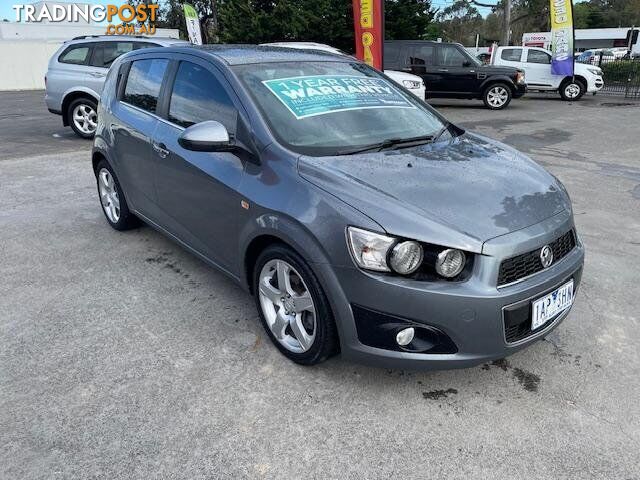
xmin=352 ymin=0 xmax=384 ymax=70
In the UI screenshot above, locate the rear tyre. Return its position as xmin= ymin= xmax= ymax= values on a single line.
xmin=483 ymin=83 xmax=512 ymax=110
xmin=253 ymin=244 xmax=339 ymax=365
xmin=559 ymin=78 xmax=585 ymax=101
xmin=95 ymin=159 xmax=139 ymax=231
xmin=68 ymin=97 xmax=98 ymax=139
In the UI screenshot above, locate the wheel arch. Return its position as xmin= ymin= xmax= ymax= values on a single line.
xmin=479 ymin=77 xmax=516 ymax=94
xmin=61 ymin=89 xmax=99 ymax=126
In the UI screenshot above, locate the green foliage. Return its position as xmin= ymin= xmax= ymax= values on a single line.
xmin=158 ymin=0 xmax=440 ymax=49
xmin=385 ymin=0 xmax=438 ymax=40
xmin=601 ymin=60 xmax=640 ymax=82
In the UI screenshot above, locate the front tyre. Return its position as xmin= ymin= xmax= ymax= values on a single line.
xmin=559 ymin=78 xmax=585 ymax=101
xmin=68 ymin=97 xmax=98 ymax=139
xmin=95 ymin=160 xmax=139 ymax=231
xmin=253 ymin=245 xmax=339 ymax=365
xmin=483 ymin=83 xmax=512 ymax=110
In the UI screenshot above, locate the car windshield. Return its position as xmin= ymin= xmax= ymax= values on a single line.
xmin=233 ymin=61 xmax=446 ymax=156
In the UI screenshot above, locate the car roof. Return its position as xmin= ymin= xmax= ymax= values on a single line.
xmin=67 ymin=35 xmax=187 ymax=46
xmin=166 ymin=44 xmax=352 ymax=65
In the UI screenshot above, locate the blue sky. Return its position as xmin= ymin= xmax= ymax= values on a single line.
xmin=0 ymin=0 xmax=125 ymax=22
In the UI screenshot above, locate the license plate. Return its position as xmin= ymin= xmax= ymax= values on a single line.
xmin=531 ymin=280 xmax=574 ymax=331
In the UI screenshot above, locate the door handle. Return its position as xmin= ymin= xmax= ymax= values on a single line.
xmin=90 ymin=71 xmax=106 ymax=78
xmin=152 ymin=141 xmax=169 ymax=158
xmin=437 ymin=68 xmax=449 ymax=72
xmin=401 ymin=67 xmax=412 ymax=72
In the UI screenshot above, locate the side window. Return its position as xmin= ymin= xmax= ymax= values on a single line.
xmin=501 ymin=48 xmax=523 ymax=62
xmin=409 ymin=45 xmax=434 ymax=66
xmin=168 ymin=61 xmax=236 ymax=130
xmin=91 ymin=42 xmax=135 ymax=68
xmin=123 ymin=59 xmax=169 ymax=113
xmin=526 ymin=49 xmax=551 ymax=64
xmin=59 ymin=44 xmax=91 ymax=65
xmin=439 ymin=45 xmax=470 ymax=67
xmin=384 ymin=43 xmax=401 ymax=67
xmin=134 ymin=42 xmax=160 ymax=50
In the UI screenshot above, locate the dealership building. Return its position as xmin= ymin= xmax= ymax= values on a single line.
xmin=523 ymin=27 xmax=639 ymax=52
xmin=0 ymin=1 xmax=179 ymax=91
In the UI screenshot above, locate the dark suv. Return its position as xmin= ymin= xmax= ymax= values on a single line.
xmin=384 ymin=40 xmax=527 ymax=109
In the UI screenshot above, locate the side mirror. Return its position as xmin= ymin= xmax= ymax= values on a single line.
xmin=463 ymin=61 xmax=472 ymax=68
xmin=178 ymin=120 xmax=231 ymax=152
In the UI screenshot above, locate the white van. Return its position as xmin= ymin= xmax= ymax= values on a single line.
xmin=492 ymin=46 xmax=604 ymax=100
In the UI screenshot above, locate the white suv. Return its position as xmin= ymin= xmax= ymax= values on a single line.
xmin=493 ymin=46 xmax=604 ymax=101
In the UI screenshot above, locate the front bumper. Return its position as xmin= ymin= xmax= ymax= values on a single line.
xmin=513 ymin=83 xmax=527 ymax=98
xmin=319 ymin=212 xmax=584 ymax=370
xmin=587 ymin=75 xmax=604 ymax=93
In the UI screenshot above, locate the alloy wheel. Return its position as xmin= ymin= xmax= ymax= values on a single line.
xmin=258 ymin=259 xmax=316 ymax=353
xmin=487 ymin=86 xmax=509 ymax=108
xmin=98 ymin=168 xmax=120 ymax=223
xmin=72 ymin=103 xmax=97 ymax=135
xmin=564 ymin=83 xmax=581 ymax=99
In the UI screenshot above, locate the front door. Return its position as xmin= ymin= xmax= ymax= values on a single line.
xmin=434 ymin=44 xmax=480 ymax=95
xmin=151 ymin=58 xmax=246 ymax=274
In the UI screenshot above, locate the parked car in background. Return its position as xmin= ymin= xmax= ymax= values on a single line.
xmin=93 ymin=45 xmax=583 ymax=368
xmin=477 ymin=52 xmax=492 ymax=64
xmin=493 ymin=46 xmax=604 ymax=100
xmin=576 ymin=49 xmax=615 ymax=65
xmin=384 ymin=40 xmax=527 ymax=109
xmin=262 ymin=42 xmax=426 ymax=99
xmin=45 ymin=35 xmax=188 ymax=138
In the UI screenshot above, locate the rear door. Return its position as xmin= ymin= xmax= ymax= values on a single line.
xmin=524 ymin=48 xmax=556 ymax=88
xmin=88 ymin=41 xmax=136 ymax=95
xmin=407 ymin=43 xmax=441 ymax=93
xmin=151 ymin=57 xmax=246 ymax=273
xmin=111 ymin=56 xmax=170 ymax=214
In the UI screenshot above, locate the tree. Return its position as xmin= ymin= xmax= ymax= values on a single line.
xmin=385 ymin=0 xmax=438 ymax=40
xmin=436 ymin=0 xmax=483 ymax=44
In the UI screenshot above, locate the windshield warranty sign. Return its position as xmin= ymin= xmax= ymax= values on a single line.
xmin=262 ymin=75 xmax=415 ymax=119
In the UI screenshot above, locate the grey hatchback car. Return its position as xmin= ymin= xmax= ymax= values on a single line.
xmin=93 ymin=45 xmax=584 ymax=369
xmin=45 ymin=35 xmax=188 ymax=138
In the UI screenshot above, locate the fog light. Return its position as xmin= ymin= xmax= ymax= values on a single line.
xmin=396 ymin=327 xmax=415 ymax=346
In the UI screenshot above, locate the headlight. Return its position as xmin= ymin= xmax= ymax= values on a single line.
xmin=402 ymin=79 xmax=422 ymax=89
xmin=389 ymin=241 xmax=423 ymax=275
xmin=587 ymin=67 xmax=602 ymax=76
xmin=435 ymin=249 xmax=466 ymax=278
xmin=347 ymin=227 xmax=395 ymax=272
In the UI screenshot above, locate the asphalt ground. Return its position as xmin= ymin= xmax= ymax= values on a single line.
xmin=1 ymin=90 xmax=639 ymax=479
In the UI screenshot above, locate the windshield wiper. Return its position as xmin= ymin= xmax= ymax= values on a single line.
xmin=336 ymin=126 xmax=451 ymax=156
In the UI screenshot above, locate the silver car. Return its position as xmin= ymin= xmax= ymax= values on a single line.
xmin=45 ymin=35 xmax=188 ymax=138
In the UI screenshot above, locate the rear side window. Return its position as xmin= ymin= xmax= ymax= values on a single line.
xmin=384 ymin=43 xmax=402 ymax=67
xmin=91 ymin=42 xmax=134 ymax=68
xmin=410 ymin=44 xmax=434 ymax=66
xmin=59 ymin=44 xmax=91 ymax=65
xmin=501 ymin=48 xmax=522 ymax=62
xmin=168 ymin=61 xmax=236 ymax=130
xmin=526 ymin=50 xmax=551 ymax=64
xmin=123 ymin=59 xmax=169 ymax=113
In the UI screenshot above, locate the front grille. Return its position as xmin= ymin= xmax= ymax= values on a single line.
xmin=497 ymin=230 xmax=576 ymax=286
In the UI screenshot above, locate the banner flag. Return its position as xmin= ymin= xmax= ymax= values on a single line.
xmin=549 ymin=0 xmax=574 ymax=75
xmin=352 ymin=0 xmax=384 ymax=70
xmin=183 ymin=3 xmax=203 ymax=45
